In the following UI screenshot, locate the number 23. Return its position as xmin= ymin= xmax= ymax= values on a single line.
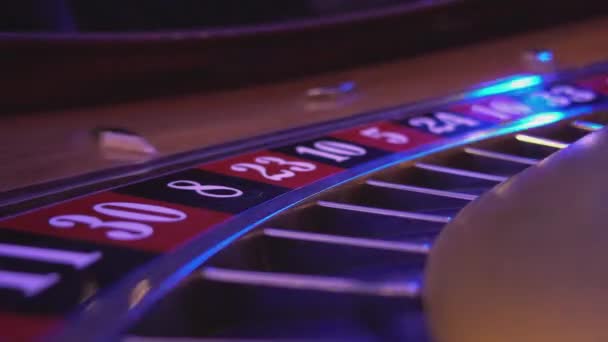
xmin=231 ymin=156 xmax=316 ymax=181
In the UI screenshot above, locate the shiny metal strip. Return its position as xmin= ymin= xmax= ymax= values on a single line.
xmin=366 ymin=179 xmax=477 ymax=201
xmin=57 ymin=70 xmax=603 ymax=341
xmin=201 ymin=267 xmax=420 ymax=298
xmin=515 ymin=134 xmax=568 ymax=149
xmin=263 ymin=228 xmax=430 ymax=254
xmin=464 ymin=147 xmax=539 ymax=165
xmin=571 ymin=120 xmax=604 ymax=132
xmin=317 ymin=200 xmax=451 ymax=223
xmin=414 ymin=162 xmax=508 ymax=182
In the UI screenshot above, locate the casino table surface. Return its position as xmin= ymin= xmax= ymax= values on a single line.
xmin=2 ymin=13 xmax=608 ymax=341
xmin=2 ymin=16 xmax=608 ymax=194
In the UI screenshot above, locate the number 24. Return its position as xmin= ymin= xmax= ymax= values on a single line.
xmin=409 ymin=112 xmax=479 ymax=134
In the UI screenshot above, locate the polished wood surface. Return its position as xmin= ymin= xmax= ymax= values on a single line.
xmin=2 ymin=16 xmax=608 ymax=193
xmin=3 ymin=1 xmax=602 ymax=113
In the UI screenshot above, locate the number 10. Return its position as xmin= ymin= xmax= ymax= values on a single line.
xmin=295 ymin=140 xmax=366 ymax=163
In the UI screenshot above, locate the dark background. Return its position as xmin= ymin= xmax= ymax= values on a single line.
xmin=1 ymin=0 xmax=416 ymax=32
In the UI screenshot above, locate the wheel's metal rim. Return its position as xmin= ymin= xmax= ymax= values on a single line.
xmin=53 ymin=102 xmax=598 ymax=341
xmin=0 ymin=60 xmax=601 ymax=340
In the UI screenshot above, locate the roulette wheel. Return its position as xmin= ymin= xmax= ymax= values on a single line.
xmin=3 ymin=1 xmax=608 ymax=341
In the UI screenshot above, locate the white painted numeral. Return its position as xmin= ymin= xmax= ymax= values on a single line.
xmin=0 ymin=242 xmax=101 ymax=270
xmin=49 ymin=215 xmax=154 ymax=241
xmin=295 ymin=140 xmax=367 ymax=163
xmin=231 ymin=156 xmax=316 ymax=181
xmin=531 ymin=85 xmax=596 ymax=108
xmin=0 ymin=270 xmax=60 ymax=297
xmin=93 ymin=202 xmax=186 ymax=222
xmin=472 ymin=99 xmax=532 ymax=119
xmin=0 ymin=242 xmax=102 ymax=297
xmin=168 ymin=180 xmax=243 ymax=198
xmin=487 ymin=98 xmax=532 ymax=115
xmin=49 ymin=202 xmax=187 ymax=241
xmin=530 ymin=91 xmax=570 ymax=107
xmin=409 ymin=112 xmax=479 ymax=134
xmin=359 ymin=127 xmax=409 ymax=144
xmin=551 ymin=85 xmax=596 ymax=103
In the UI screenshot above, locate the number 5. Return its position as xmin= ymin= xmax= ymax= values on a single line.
xmin=359 ymin=126 xmax=409 ymax=145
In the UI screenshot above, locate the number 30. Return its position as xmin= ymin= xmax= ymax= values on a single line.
xmin=49 ymin=202 xmax=187 ymax=241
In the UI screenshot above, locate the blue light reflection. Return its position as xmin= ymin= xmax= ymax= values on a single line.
xmin=463 ymin=111 xmax=566 ymax=142
xmin=516 ymin=111 xmax=566 ymax=129
xmin=578 ymin=121 xmax=604 ymax=131
xmin=467 ymin=75 xmax=543 ymax=99
xmin=536 ymin=51 xmax=554 ymax=63
xmin=488 ymin=111 xmax=566 ymax=137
